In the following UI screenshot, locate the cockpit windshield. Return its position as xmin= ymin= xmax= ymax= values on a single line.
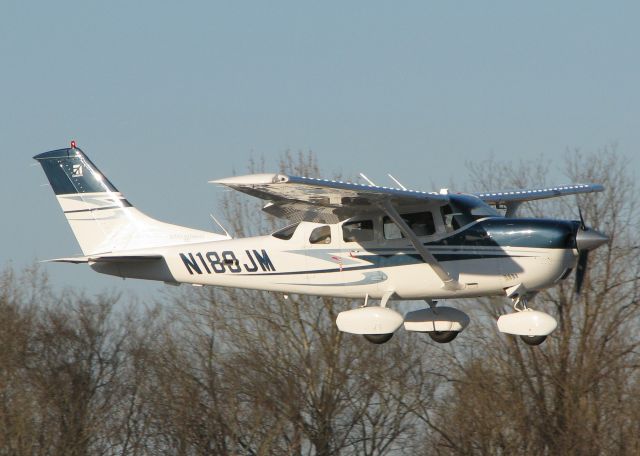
xmin=441 ymin=195 xmax=500 ymax=231
xmin=272 ymin=223 xmax=300 ymax=240
xmin=451 ymin=195 xmax=500 ymax=217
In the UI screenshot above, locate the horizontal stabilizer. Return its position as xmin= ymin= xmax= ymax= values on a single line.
xmin=44 ymin=254 xmax=164 ymax=264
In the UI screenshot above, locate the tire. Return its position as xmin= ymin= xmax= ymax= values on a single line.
xmin=520 ymin=335 xmax=547 ymax=346
xmin=428 ymin=331 xmax=459 ymax=343
xmin=363 ymin=333 xmax=394 ymax=344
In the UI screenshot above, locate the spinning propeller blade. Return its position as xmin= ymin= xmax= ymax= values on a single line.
xmin=577 ymin=206 xmax=586 ymax=230
xmin=575 ymin=250 xmax=589 ymax=294
xmin=573 ymin=205 xmax=608 ymax=294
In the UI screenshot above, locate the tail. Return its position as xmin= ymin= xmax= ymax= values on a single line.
xmin=34 ymin=144 xmax=227 ymax=255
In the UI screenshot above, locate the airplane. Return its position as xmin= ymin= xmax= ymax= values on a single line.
xmin=33 ymin=143 xmax=609 ymax=346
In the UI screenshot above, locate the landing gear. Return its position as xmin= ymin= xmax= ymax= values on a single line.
xmin=404 ymin=301 xmax=470 ymax=343
xmin=427 ymin=331 xmax=459 ymax=343
xmin=337 ymin=292 xmax=403 ymax=345
xmin=497 ymin=286 xmax=558 ymax=346
xmin=520 ymin=335 xmax=547 ymax=346
xmin=363 ymin=333 xmax=394 ymax=344
xmin=511 ymin=293 xmax=529 ymax=313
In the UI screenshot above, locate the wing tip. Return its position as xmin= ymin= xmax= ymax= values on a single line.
xmin=210 ymin=173 xmax=289 ymax=185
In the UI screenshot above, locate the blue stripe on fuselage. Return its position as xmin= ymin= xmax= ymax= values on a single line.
xmin=423 ymin=218 xmax=577 ymax=250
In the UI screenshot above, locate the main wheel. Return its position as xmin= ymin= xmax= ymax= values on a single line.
xmin=363 ymin=333 xmax=394 ymax=344
xmin=428 ymin=331 xmax=459 ymax=343
xmin=520 ymin=335 xmax=547 ymax=346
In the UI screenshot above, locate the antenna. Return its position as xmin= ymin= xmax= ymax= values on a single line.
xmin=209 ymin=214 xmax=232 ymax=239
xmin=359 ymin=173 xmax=377 ymax=186
xmin=387 ymin=174 xmax=407 ymax=190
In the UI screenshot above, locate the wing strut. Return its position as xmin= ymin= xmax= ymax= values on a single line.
xmin=379 ymin=200 xmax=464 ymax=291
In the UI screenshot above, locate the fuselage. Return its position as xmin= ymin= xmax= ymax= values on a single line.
xmin=92 ymin=217 xmax=579 ymax=301
xmin=33 ymin=145 xmax=605 ymax=327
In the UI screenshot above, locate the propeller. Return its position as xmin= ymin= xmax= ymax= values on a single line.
xmin=575 ymin=250 xmax=589 ymax=294
xmin=573 ymin=206 xmax=608 ymax=294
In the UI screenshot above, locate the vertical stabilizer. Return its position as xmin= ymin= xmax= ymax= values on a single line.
xmin=34 ymin=144 xmax=227 ymax=255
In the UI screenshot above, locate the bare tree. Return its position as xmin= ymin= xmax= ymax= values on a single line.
xmin=140 ymin=151 xmax=439 ymax=455
xmin=8 ymin=147 xmax=634 ymax=455
xmin=0 ymin=265 xmax=146 ymax=456
xmin=422 ymin=146 xmax=640 ymax=455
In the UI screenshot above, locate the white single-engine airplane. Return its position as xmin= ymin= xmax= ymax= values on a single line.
xmin=34 ymin=143 xmax=608 ymax=345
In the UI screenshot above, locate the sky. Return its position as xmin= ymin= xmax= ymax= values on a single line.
xmin=1 ymin=1 xmax=639 ymax=298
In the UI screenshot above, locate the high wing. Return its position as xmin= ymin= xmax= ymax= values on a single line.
xmin=212 ymin=174 xmax=462 ymax=289
xmin=474 ymin=183 xmax=604 ymax=217
xmin=475 ymin=183 xmax=604 ymax=204
xmin=212 ymin=173 xmax=448 ymax=224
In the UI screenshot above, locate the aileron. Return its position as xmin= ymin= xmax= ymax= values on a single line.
xmin=476 ymin=183 xmax=604 ymax=204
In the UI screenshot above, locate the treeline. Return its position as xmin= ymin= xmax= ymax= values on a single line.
xmin=0 ymin=267 xmax=439 ymax=455
xmin=0 ymin=147 xmax=638 ymax=455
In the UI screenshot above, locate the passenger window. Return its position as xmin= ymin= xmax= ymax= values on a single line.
xmin=309 ymin=226 xmax=332 ymax=244
xmin=383 ymin=217 xmax=403 ymax=240
xmin=272 ymin=223 xmax=300 ymax=240
xmin=383 ymin=212 xmax=435 ymax=239
xmin=342 ymin=220 xmax=374 ymax=242
xmin=408 ymin=212 xmax=436 ymax=236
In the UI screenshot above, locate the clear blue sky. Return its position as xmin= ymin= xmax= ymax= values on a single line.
xmin=1 ymin=1 xmax=638 ymax=296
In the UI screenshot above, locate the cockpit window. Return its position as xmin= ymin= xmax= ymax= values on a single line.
xmin=440 ymin=205 xmax=462 ymax=232
xmin=343 ymin=220 xmax=374 ymax=242
xmin=383 ymin=211 xmax=435 ymax=239
xmin=309 ymin=225 xmax=332 ymax=244
xmin=272 ymin=223 xmax=300 ymax=240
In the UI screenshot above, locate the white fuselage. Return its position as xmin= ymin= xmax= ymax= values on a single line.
xmin=32 ymin=147 xmax=595 ymax=311
xmin=92 ymin=219 xmax=578 ymax=301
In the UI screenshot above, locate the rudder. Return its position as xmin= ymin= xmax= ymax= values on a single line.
xmin=34 ymin=144 xmax=225 ymax=255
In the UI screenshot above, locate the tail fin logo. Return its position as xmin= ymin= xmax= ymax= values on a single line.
xmin=72 ymin=164 xmax=83 ymax=177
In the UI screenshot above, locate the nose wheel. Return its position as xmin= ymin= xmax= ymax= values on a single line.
xmin=511 ymin=296 xmax=551 ymax=346
xmin=497 ymin=286 xmax=558 ymax=345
